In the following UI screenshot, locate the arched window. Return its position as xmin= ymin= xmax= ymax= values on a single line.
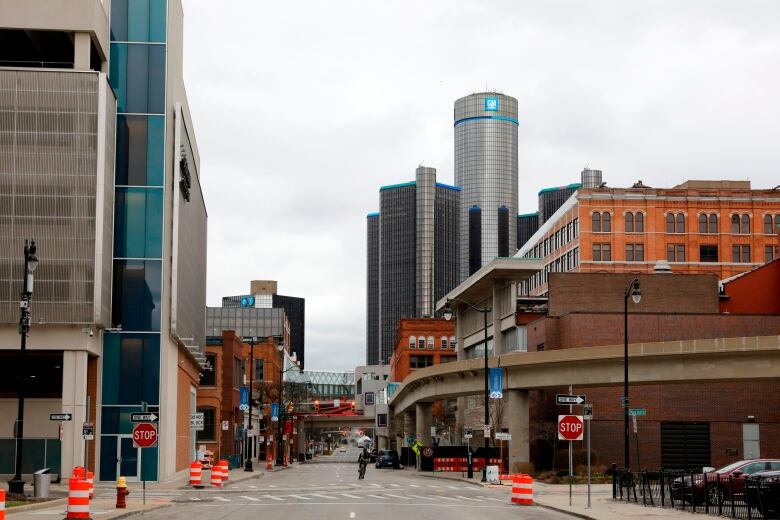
xmin=602 ymin=212 xmax=611 ymax=232
xmin=635 ymin=212 xmax=644 ymax=232
xmin=418 ymin=337 xmax=425 ymax=349
xmin=741 ymin=214 xmax=750 ymax=234
xmin=592 ymin=212 xmax=601 ymax=233
xmin=731 ymin=214 xmax=740 ymax=234
xmin=427 ymin=336 xmax=434 ymax=349
xmin=666 ymin=213 xmax=675 ymax=233
xmin=699 ymin=214 xmax=707 ymax=234
xmin=675 ymin=213 xmax=685 ymax=233
xmin=766 ymin=215 xmax=774 ymax=234
xmin=708 ymin=214 xmax=718 ymax=234
xmin=441 ymin=336 xmax=448 ymax=348
xmin=449 ymin=336 xmax=456 ymax=348
xmin=409 ymin=336 xmax=416 ymax=348
xmin=625 ymin=212 xmax=634 ymax=233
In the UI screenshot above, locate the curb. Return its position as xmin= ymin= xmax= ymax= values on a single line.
xmin=6 ymin=497 xmax=68 ymax=515
xmin=108 ymin=503 xmax=171 ymax=520
xmin=534 ymin=501 xmax=598 ymax=520
xmin=415 ymin=472 xmax=489 ymax=488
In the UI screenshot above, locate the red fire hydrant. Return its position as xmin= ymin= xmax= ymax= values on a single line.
xmin=116 ymin=476 xmax=130 ymax=508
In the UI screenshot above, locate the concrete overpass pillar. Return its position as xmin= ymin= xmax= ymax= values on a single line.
xmin=415 ymin=402 xmax=433 ymax=445
xmin=506 ymin=389 xmax=530 ymax=473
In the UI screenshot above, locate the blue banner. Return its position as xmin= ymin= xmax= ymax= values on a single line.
xmin=240 ymin=386 xmax=249 ymax=410
xmin=271 ymin=403 xmax=279 ymax=422
xmin=489 ymin=367 xmax=503 ymax=399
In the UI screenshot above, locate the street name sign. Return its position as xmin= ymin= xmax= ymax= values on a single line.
xmin=50 ymin=413 xmax=72 ymax=421
xmin=629 ymin=408 xmax=647 ymax=416
xmin=558 ymin=415 xmax=584 ymax=441
xmin=495 ymin=432 xmax=512 ymax=441
xmin=131 ymin=413 xmax=159 ymax=422
xmin=556 ymin=394 xmax=586 ymax=405
xmin=133 ymin=423 xmax=158 ymax=448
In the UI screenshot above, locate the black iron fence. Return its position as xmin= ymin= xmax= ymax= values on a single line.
xmin=612 ymin=465 xmax=779 ymax=519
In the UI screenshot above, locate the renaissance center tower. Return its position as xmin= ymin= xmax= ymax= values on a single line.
xmin=454 ymin=93 xmax=519 ymax=281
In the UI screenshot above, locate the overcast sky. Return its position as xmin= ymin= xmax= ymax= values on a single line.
xmin=181 ymin=0 xmax=780 ymax=371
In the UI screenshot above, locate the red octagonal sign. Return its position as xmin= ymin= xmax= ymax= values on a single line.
xmin=558 ymin=415 xmax=584 ymax=441
xmin=133 ymin=422 xmax=158 ymax=448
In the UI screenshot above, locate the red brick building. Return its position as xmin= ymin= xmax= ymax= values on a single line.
xmin=390 ymin=318 xmax=457 ymax=382
xmin=521 ymin=272 xmax=780 ymax=471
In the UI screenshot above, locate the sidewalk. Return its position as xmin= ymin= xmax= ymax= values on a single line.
xmin=414 ymin=471 xmax=697 ymax=519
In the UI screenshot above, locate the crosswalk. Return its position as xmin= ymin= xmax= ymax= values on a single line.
xmin=175 ymin=491 xmax=508 ymax=506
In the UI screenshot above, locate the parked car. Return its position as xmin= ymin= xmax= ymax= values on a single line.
xmin=746 ymin=470 xmax=780 ymax=518
xmin=671 ymin=459 xmax=780 ymax=505
xmin=339 ymin=446 xmax=347 ymax=452
xmin=375 ymin=449 xmax=401 ymax=469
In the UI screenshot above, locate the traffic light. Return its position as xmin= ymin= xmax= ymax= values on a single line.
xmin=350 ymin=401 xmax=356 ymax=413
xmin=314 ymin=400 xmax=320 ymax=413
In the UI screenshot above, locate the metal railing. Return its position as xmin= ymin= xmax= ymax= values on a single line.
xmin=613 ymin=465 xmax=779 ymax=519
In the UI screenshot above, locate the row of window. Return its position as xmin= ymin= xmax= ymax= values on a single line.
xmin=408 ymin=354 xmax=456 ymax=369
xmin=592 ymin=211 xmax=780 ymax=235
xmin=408 ymin=335 xmax=456 ymax=349
xmin=528 ymin=218 xmax=579 ymax=259
xmin=525 ymin=247 xmax=580 ymax=292
xmin=665 ymin=244 xmax=779 ymax=263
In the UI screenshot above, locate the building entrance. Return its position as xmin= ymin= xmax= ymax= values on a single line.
xmin=117 ymin=436 xmax=140 ymax=482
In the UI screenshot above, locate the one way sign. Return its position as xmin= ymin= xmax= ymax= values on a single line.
xmin=131 ymin=413 xmax=159 ymax=422
xmin=556 ymin=394 xmax=586 ymax=405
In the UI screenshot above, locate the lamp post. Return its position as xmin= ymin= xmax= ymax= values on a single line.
xmin=443 ymin=298 xmax=491 ymax=483
xmin=244 ymin=335 xmax=257 ymax=472
xmin=276 ymin=342 xmax=285 ymax=466
xmin=623 ymin=278 xmax=641 ymax=470
xmin=9 ymin=240 xmax=39 ymax=495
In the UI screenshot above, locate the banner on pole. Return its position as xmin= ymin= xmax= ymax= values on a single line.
xmin=239 ymin=386 xmax=249 ymax=411
xmin=271 ymin=403 xmax=279 ymax=422
xmin=488 ymin=367 xmax=503 ymax=399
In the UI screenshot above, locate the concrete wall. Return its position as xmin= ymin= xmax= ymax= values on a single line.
xmin=0 ymin=399 xmax=60 ymax=437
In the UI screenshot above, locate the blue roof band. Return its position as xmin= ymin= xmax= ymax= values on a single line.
xmin=367 ymin=212 xmax=380 ymax=218
xmin=380 ymin=181 xmax=416 ymax=191
xmin=454 ymin=115 xmax=519 ymax=127
xmin=436 ymin=182 xmax=462 ymax=191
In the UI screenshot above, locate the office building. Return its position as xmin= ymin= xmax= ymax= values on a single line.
xmin=454 ymin=92 xmax=518 ymax=281
xmin=221 ymin=281 xmax=305 ymax=367
xmin=538 ymin=183 xmax=581 ymax=225
xmin=366 ymin=166 xmax=460 ymax=364
xmin=0 ymin=0 xmax=208 ymax=482
xmin=517 ymin=212 xmax=539 ymax=250
xmin=517 ymin=180 xmax=780 ymax=296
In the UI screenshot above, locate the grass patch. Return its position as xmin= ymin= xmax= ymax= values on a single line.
xmin=7 ymin=500 xmax=30 ymax=507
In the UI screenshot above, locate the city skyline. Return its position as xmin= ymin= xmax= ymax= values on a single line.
xmin=182 ymin=0 xmax=780 ymax=371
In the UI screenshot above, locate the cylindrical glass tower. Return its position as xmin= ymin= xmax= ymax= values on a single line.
xmin=454 ymin=92 xmax=519 ymax=282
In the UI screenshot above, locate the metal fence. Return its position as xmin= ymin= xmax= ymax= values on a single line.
xmin=613 ymin=465 xmax=779 ymax=519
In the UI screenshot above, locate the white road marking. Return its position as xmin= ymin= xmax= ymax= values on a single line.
xmin=350 ymin=513 xmax=356 ymax=519
xmin=190 ymin=497 xmax=201 ymax=501
xmin=480 ymin=497 xmax=506 ymax=502
xmin=263 ymin=495 xmax=285 ymax=501
xmin=384 ymin=493 xmax=411 ymax=500
xmin=340 ymin=494 xmax=361 ymax=499
xmin=409 ymin=484 xmax=420 ymax=488
xmin=446 ymin=485 xmax=459 ymax=489
xmin=389 ymin=483 xmax=401 ymax=487
xmin=428 ymin=485 xmax=440 ymax=489
xmin=455 ymin=495 xmax=483 ymax=502
xmin=310 ymin=493 xmax=337 ymax=500
xmin=288 ymin=494 xmax=311 ymax=500
xmin=408 ymin=494 xmax=436 ymax=500
xmin=369 ymin=483 xmax=382 ymax=488
xmin=240 ymin=496 xmax=260 ymax=501
xmin=368 ymin=494 xmax=386 ymax=499
xmin=248 ymin=485 xmax=258 ymax=489
xmin=214 ymin=496 xmax=230 ymax=502
xmin=435 ymin=495 xmax=460 ymax=501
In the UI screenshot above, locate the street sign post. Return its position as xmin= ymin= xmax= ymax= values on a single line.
xmin=131 ymin=413 xmax=159 ymax=422
xmin=132 ymin=423 xmax=158 ymax=449
xmin=629 ymin=408 xmax=647 ymax=416
xmin=558 ymin=415 xmax=584 ymax=441
xmin=556 ymin=394 xmax=586 ymax=405
xmin=584 ymin=405 xmax=594 ymax=508
xmin=50 ymin=413 xmax=72 ymax=421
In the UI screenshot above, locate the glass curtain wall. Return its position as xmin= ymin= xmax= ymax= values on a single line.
xmin=101 ymin=0 xmax=167 ymax=482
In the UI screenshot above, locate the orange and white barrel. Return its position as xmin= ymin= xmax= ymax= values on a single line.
xmin=66 ymin=478 xmax=91 ymax=519
xmin=1 ymin=489 xmax=6 ymax=520
xmin=218 ymin=460 xmax=229 ymax=482
xmin=210 ymin=466 xmax=222 ymax=488
xmin=190 ymin=460 xmax=203 ymax=487
xmin=511 ymin=474 xmax=534 ymax=506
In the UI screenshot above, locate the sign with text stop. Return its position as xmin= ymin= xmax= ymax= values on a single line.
xmin=132 ymin=422 xmax=158 ymax=448
xmin=558 ymin=415 xmax=584 ymax=441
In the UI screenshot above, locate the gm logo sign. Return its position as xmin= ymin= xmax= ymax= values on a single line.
xmin=485 ymin=97 xmax=499 ymax=111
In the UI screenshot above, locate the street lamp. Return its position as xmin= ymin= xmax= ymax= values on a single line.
xmin=443 ymin=298 xmax=491 ymax=483
xmin=244 ymin=335 xmax=258 ymax=472
xmin=276 ymin=342 xmax=285 ymax=466
xmin=9 ymin=240 xmax=39 ymax=495
xmin=623 ymin=278 xmax=641 ymax=470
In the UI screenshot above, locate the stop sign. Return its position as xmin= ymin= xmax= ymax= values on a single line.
xmin=558 ymin=415 xmax=584 ymax=441
xmin=132 ymin=422 xmax=158 ymax=448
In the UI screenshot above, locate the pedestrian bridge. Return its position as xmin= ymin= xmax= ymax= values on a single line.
xmin=388 ymin=334 xmax=780 ymax=471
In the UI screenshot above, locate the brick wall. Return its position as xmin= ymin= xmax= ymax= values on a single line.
xmin=721 ymin=259 xmax=780 ymax=314
xmin=176 ymin=349 xmax=200 ymax=470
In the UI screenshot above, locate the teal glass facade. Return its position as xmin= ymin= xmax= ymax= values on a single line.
xmin=102 ymin=0 xmax=167 ymax=482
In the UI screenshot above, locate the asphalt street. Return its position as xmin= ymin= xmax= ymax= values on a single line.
xmin=123 ymin=447 xmax=570 ymax=520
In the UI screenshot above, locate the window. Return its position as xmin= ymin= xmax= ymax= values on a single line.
xmin=700 ymin=245 xmax=718 ymax=262
xmin=625 ymin=244 xmax=644 ymax=262
xmin=593 ymin=243 xmax=611 ymax=261
xmin=667 ymin=244 xmax=685 ymax=262
xmin=254 ymin=359 xmax=263 ymax=381
xmin=699 ymin=213 xmax=718 ymax=234
xmin=732 ymin=214 xmax=750 ymax=234
xmin=233 ymin=357 xmax=243 ymax=389
xmin=441 ymin=336 xmax=448 ymax=348
xmin=708 ymin=214 xmax=718 ymax=234
xmin=364 ymin=392 xmax=375 ymax=406
xmin=439 ymin=356 xmax=456 ymax=363
xmin=449 ymin=336 xmax=456 ymax=349
xmin=602 ymin=212 xmax=611 ymax=232
xmin=418 ymin=337 xmax=425 ymax=349
xmin=196 ymin=407 xmax=216 ymax=442
xmin=625 ymin=212 xmax=634 ymax=232
xmin=592 ymin=212 xmax=601 ymax=233
xmin=409 ymin=336 xmax=416 ymax=349
xmin=666 ymin=213 xmax=675 ymax=233
xmin=741 ymin=214 xmax=750 ymax=234
xmin=731 ymin=214 xmax=740 ymax=234
xmin=376 ymin=413 xmax=388 ymax=427
xmin=635 ymin=212 xmax=644 ymax=232
xmin=676 ymin=213 xmax=685 ymax=233
xmin=409 ymin=355 xmax=433 ymax=369
xmin=764 ymin=215 xmax=780 ymax=235
xmin=427 ymin=336 xmax=434 ymax=349
xmin=765 ymin=246 xmax=777 ymax=263
xmin=699 ymin=214 xmax=707 ymax=234
xmin=732 ymin=245 xmax=750 ymax=263
xmin=201 ymin=353 xmax=216 ymax=386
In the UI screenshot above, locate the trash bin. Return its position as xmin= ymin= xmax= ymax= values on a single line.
xmin=33 ymin=468 xmax=51 ymax=498
xmin=485 ymin=465 xmax=500 ymax=484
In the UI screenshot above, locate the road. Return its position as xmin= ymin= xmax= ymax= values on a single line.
xmin=131 ymin=446 xmax=569 ymax=520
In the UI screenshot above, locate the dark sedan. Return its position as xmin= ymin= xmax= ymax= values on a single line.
xmin=375 ymin=449 xmax=400 ymax=469
xmin=747 ymin=470 xmax=780 ymax=519
xmin=672 ymin=459 xmax=780 ymax=505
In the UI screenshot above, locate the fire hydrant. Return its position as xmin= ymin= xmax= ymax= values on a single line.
xmin=116 ymin=476 xmax=130 ymax=509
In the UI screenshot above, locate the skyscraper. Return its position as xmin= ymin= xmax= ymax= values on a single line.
xmin=366 ymin=167 xmax=460 ymax=364
xmin=454 ymin=93 xmax=519 ymax=280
